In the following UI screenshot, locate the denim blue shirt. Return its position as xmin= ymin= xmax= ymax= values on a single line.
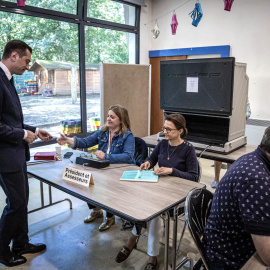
xmin=73 ymin=130 xmax=135 ymax=164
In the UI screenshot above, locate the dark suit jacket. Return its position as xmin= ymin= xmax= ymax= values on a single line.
xmin=0 ymin=67 xmax=36 ymax=173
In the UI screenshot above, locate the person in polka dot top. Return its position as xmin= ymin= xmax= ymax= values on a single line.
xmin=204 ymin=126 xmax=270 ymax=269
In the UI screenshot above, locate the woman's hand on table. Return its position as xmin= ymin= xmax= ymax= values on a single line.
xmin=154 ymin=167 xmax=173 ymax=175
xmin=96 ymin=150 xmax=105 ymax=160
xmin=140 ymin=161 xmax=150 ymax=170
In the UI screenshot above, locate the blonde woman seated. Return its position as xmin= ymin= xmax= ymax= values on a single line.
xmin=57 ymin=105 xmax=135 ymax=231
xmin=115 ymin=114 xmax=198 ymax=270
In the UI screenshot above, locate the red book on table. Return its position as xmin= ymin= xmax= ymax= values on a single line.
xmin=34 ymin=151 xmax=56 ymax=160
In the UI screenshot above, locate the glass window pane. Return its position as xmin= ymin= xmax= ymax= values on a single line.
xmin=87 ymin=0 xmax=136 ymax=26
xmin=85 ymin=26 xmax=136 ymax=132
xmin=0 ymin=11 xmax=81 ymax=138
xmin=2 ymin=0 xmax=77 ymax=14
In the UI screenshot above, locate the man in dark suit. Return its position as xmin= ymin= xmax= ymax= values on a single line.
xmin=0 ymin=40 xmax=52 ymax=267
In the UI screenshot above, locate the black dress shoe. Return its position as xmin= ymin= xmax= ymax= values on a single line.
xmin=0 ymin=254 xmax=27 ymax=267
xmin=144 ymin=259 xmax=158 ymax=270
xmin=115 ymin=243 xmax=137 ymax=263
xmin=12 ymin=243 xmax=46 ymax=255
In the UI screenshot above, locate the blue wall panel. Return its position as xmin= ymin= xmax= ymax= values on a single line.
xmin=149 ymin=45 xmax=230 ymax=58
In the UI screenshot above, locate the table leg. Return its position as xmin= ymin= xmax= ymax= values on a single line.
xmin=40 ymin=181 xmax=44 ymax=207
xmin=164 ymin=211 xmax=170 ymax=270
xmin=172 ymin=206 xmax=178 ymax=270
xmin=28 ymin=181 xmax=72 ymax=214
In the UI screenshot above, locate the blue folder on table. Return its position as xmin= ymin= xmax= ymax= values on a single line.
xmin=120 ymin=170 xmax=158 ymax=182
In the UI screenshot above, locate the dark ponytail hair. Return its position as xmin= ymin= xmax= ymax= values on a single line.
xmin=165 ymin=114 xmax=188 ymax=138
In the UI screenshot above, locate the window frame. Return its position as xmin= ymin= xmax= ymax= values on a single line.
xmin=84 ymin=0 xmax=140 ymax=28
xmin=0 ymin=0 xmax=140 ymax=147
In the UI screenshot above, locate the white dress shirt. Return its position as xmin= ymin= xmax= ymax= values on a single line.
xmin=0 ymin=61 xmax=12 ymax=80
xmin=0 ymin=61 xmax=39 ymax=139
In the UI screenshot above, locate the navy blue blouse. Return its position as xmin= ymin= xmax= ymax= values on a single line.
xmin=146 ymin=139 xmax=198 ymax=182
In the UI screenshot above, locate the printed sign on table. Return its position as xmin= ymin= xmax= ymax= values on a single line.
xmin=62 ymin=166 xmax=94 ymax=186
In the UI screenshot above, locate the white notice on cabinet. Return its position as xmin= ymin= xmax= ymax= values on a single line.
xmin=186 ymin=77 xmax=198 ymax=93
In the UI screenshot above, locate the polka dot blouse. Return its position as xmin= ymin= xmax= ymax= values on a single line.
xmin=204 ymin=147 xmax=270 ymax=269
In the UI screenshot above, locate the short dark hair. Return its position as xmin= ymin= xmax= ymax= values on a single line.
xmin=260 ymin=126 xmax=270 ymax=154
xmin=165 ymin=113 xmax=188 ymax=138
xmin=2 ymin=40 xmax=32 ymax=60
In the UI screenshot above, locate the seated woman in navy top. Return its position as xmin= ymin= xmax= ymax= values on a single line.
xmin=115 ymin=113 xmax=198 ymax=270
xmin=57 ymin=104 xmax=135 ymax=231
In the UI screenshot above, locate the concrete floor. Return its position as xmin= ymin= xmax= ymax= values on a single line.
xmin=0 ymin=124 xmax=267 ymax=270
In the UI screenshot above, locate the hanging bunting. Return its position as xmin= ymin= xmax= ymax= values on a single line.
xmin=171 ymin=10 xmax=178 ymax=35
xmin=151 ymin=20 xmax=160 ymax=39
xmin=189 ymin=2 xmax=203 ymax=27
xmin=144 ymin=0 xmax=193 ymax=27
xmin=224 ymin=0 xmax=234 ymax=11
xmin=17 ymin=0 xmax=26 ymax=6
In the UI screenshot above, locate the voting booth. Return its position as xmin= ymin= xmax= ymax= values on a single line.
xmin=160 ymin=57 xmax=249 ymax=153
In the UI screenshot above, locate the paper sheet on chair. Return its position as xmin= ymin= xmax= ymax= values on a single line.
xmin=120 ymin=170 xmax=158 ymax=182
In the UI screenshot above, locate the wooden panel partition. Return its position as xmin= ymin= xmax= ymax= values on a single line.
xmin=100 ymin=63 xmax=150 ymax=137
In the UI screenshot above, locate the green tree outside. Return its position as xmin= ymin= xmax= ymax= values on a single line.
xmin=0 ymin=0 xmax=132 ymax=64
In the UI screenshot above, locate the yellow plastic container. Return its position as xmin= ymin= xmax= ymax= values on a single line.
xmin=87 ymin=145 xmax=98 ymax=154
xmin=90 ymin=117 xmax=100 ymax=131
xmin=60 ymin=119 xmax=81 ymax=135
